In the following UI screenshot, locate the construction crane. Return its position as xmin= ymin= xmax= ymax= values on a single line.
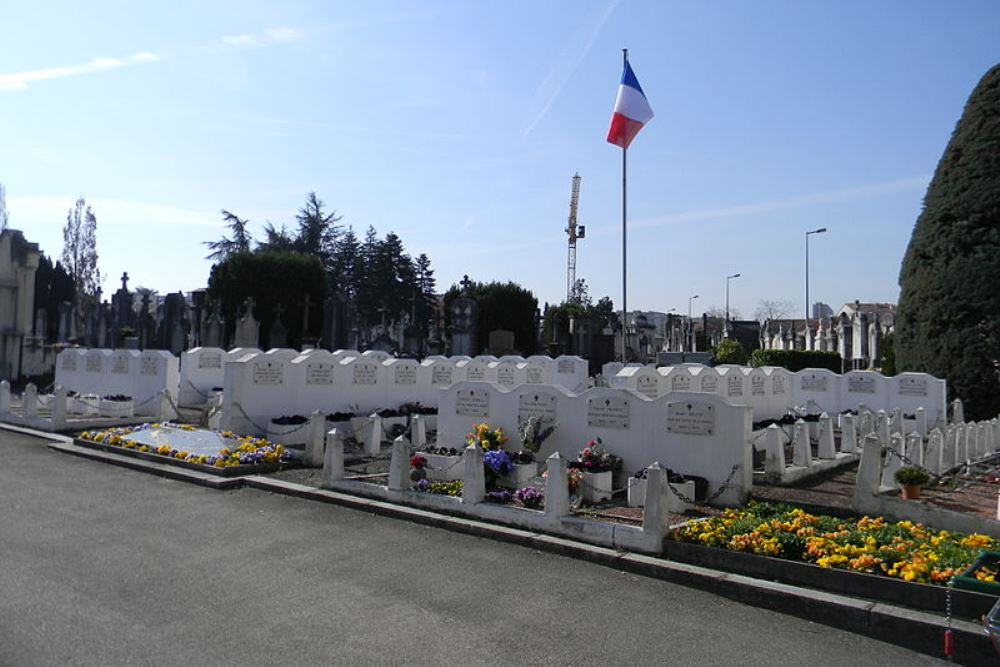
xmin=565 ymin=173 xmax=585 ymax=302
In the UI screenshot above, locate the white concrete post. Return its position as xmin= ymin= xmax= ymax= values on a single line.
xmin=51 ymin=386 xmax=68 ymax=429
xmin=817 ymin=413 xmax=836 ymax=459
xmin=880 ymin=433 xmax=905 ymax=491
xmin=462 ymin=444 xmax=485 ymax=504
xmin=411 ymin=414 xmax=427 ymax=450
xmin=388 ymin=436 xmax=409 ymax=491
xmin=944 ymin=426 xmax=957 ymax=470
xmin=792 ymin=419 xmax=812 ymax=468
xmin=0 ymin=380 xmax=10 ymax=414
xmin=915 ymin=407 xmax=927 ymax=439
xmin=322 ymin=428 xmax=345 ymax=486
xmin=925 ymin=428 xmax=943 ymax=475
xmin=906 ymin=431 xmax=923 ymax=468
xmin=642 ymin=462 xmax=668 ymax=537
xmin=855 ymin=434 xmax=883 ymax=498
xmin=952 ymin=399 xmax=964 ymax=425
xmin=877 ymin=410 xmax=890 ymax=448
xmin=364 ymin=414 xmax=382 ymax=456
xmin=764 ymin=424 xmax=786 ymax=477
xmin=23 ymin=383 xmax=38 ymax=417
xmin=962 ymin=424 xmax=974 ymax=465
xmin=544 ymin=452 xmax=570 ymax=524
xmin=890 ymin=408 xmax=903 ymax=437
xmin=306 ymin=411 xmax=325 ymax=466
xmin=840 ymin=414 xmax=857 ymax=454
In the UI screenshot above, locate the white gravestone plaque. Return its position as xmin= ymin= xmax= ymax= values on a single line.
xmin=198 ymin=351 xmax=223 ymax=369
xmin=526 ymin=367 xmax=544 ymax=384
xmin=848 ymin=376 xmax=876 ymax=394
xmin=455 ymin=388 xmax=489 ymax=418
xmin=112 ymin=356 xmax=129 ymax=374
xmin=801 ymin=374 xmax=828 ymax=391
xmin=751 ymin=375 xmax=765 ymax=396
xmin=637 ymin=376 xmax=658 ymax=398
xmin=557 ymin=358 xmax=575 ymax=374
xmin=140 ymin=357 xmax=159 ymax=376
xmin=86 ymin=356 xmax=102 ymax=373
xmin=62 ymin=354 xmax=77 ymax=371
xmin=672 ymin=375 xmax=691 ymax=391
xmin=727 ymin=375 xmax=743 ymax=398
xmin=587 ymin=397 xmax=629 ymax=430
xmin=306 ymin=363 xmax=334 ymax=385
xmin=253 ymin=361 xmax=283 ymax=385
xmin=497 ymin=367 xmax=516 ymax=386
xmin=772 ymin=374 xmax=786 ymax=395
xmin=467 ymin=366 xmax=487 ymax=381
xmin=701 ymin=374 xmax=719 ymax=392
xmin=898 ymin=377 xmax=929 ymax=397
xmin=517 ymin=392 xmax=557 ymax=424
xmin=666 ymin=401 xmax=716 ymax=436
xmin=395 ymin=365 xmax=417 ymax=385
xmin=353 ymin=364 xmax=378 ymax=385
xmin=432 ymin=365 xmax=454 ymax=385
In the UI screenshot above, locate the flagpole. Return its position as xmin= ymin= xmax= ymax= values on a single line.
xmin=621 ymin=48 xmax=628 ymax=364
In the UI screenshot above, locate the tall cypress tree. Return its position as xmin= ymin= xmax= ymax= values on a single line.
xmin=896 ymin=64 xmax=1000 ymax=420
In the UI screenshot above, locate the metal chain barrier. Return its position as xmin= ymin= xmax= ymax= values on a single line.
xmin=665 ymin=464 xmax=742 ymax=505
xmin=183 ymin=380 xmax=211 ymax=400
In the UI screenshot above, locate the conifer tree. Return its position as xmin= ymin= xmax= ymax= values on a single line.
xmin=896 ymin=64 xmax=1000 ymax=419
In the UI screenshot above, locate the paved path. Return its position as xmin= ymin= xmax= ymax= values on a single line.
xmin=0 ymin=430 xmax=940 ymax=666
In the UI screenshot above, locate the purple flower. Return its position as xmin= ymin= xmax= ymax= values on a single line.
xmin=483 ymin=450 xmax=513 ymax=475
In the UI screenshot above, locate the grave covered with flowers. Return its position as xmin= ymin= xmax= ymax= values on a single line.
xmin=77 ymin=423 xmax=295 ymax=474
xmin=669 ymin=501 xmax=996 ymax=586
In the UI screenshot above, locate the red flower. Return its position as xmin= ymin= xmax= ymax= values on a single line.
xmin=410 ymin=455 xmax=427 ymax=469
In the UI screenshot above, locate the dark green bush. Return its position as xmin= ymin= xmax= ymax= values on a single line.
xmin=712 ymin=338 xmax=748 ymax=365
xmin=749 ymin=349 xmax=842 ymax=373
xmin=894 ymin=466 xmax=930 ymax=486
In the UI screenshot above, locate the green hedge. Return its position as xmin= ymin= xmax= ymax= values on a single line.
xmin=749 ymin=349 xmax=842 ymax=373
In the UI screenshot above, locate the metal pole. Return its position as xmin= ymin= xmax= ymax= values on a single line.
xmin=621 ymin=48 xmax=628 ymax=364
xmin=805 ymin=232 xmax=810 ymax=323
xmin=726 ymin=279 xmax=730 ymax=323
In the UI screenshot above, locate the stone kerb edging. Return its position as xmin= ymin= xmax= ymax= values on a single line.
xmin=437 ymin=382 xmax=752 ymax=506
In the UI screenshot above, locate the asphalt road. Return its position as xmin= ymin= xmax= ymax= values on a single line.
xmin=0 ymin=429 xmax=939 ymax=666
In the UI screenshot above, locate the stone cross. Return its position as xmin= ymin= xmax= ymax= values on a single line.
xmin=121 ymin=272 xmax=129 ymax=291
xmin=460 ymin=274 xmax=473 ymax=294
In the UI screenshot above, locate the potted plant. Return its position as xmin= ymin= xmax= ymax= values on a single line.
xmin=518 ymin=415 xmax=557 ymax=454
xmin=466 ymin=422 xmax=508 ymax=451
xmin=500 ymin=450 xmax=538 ymax=488
xmin=515 ymin=486 xmax=544 ymax=510
xmin=99 ymin=394 xmax=134 ymax=418
xmin=483 ymin=449 xmax=514 ymax=489
xmin=572 ymin=438 xmax=621 ymax=503
xmin=267 ymin=414 xmax=311 ymax=446
xmin=421 ymin=445 xmax=464 ymax=482
xmin=895 ymin=466 xmax=930 ymax=500
xmin=409 ymin=455 xmax=428 ymax=484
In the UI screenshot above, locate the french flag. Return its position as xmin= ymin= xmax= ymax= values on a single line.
xmin=606 ymin=60 xmax=654 ymax=149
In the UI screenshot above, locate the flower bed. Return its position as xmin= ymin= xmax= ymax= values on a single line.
xmin=670 ymin=502 xmax=996 ymax=586
xmin=77 ymin=423 xmax=294 ymax=475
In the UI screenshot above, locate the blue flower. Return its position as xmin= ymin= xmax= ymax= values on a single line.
xmin=483 ymin=450 xmax=513 ymax=475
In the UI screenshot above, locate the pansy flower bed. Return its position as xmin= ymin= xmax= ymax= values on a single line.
xmin=77 ymin=422 xmax=293 ymax=474
xmin=670 ymin=502 xmax=996 ymax=586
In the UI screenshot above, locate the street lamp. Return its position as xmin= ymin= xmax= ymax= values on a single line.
xmin=688 ymin=294 xmax=699 ymax=352
xmin=805 ymin=228 xmax=827 ymax=321
xmin=725 ymin=273 xmax=741 ymax=324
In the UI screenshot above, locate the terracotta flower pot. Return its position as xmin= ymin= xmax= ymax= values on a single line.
xmin=900 ymin=484 xmax=921 ymax=500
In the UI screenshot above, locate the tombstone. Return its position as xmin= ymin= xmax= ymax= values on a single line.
xmin=134 ymin=350 xmax=180 ymax=417
xmin=943 ymin=426 xmax=957 ymax=470
xmin=0 ymin=380 xmax=10 ymax=413
xmin=268 ymin=305 xmax=288 ymax=349
xmin=717 ymin=366 xmax=748 ymax=406
xmin=817 ymin=413 xmax=836 ymax=459
xmin=925 ymin=428 xmax=944 ymax=475
xmin=764 ymin=424 xmax=787 ymax=477
xmin=488 ymin=330 xmax=516 ymax=356
xmin=905 ymin=431 xmax=923 ymax=468
xmin=57 ymin=302 xmax=72 ymax=342
xmin=201 ymin=302 xmax=225 ymax=348
xmin=889 ymin=372 xmax=947 ymax=427
xmin=112 ymin=272 xmax=135 ymax=334
xmin=233 ymin=298 xmax=260 ymax=348
xmin=792 ymin=419 xmax=812 ymax=468
xmin=880 ymin=434 xmax=905 ymax=491
xmin=951 ymin=399 xmax=964 ymax=425
xmin=915 ymin=407 xmax=927 ymax=439
xmin=855 ymin=434 xmax=883 ymax=497
xmin=449 ymin=276 xmax=478 ymax=356
xmin=179 ymin=347 xmax=226 ymax=405
xmin=618 ymin=365 xmax=662 ymax=399
xmin=23 ymin=383 xmax=38 ymax=417
xmin=841 ymin=370 xmax=888 ymax=414
xmin=385 ymin=358 xmax=421 ymax=408
xmin=840 ymin=413 xmax=857 ymax=454
xmin=793 ymin=368 xmax=840 ymax=415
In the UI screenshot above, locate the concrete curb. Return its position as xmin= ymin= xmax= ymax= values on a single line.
xmin=37 ymin=433 xmax=996 ymax=664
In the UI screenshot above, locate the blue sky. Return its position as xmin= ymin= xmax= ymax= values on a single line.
xmin=3 ymin=1 xmax=999 ymax=319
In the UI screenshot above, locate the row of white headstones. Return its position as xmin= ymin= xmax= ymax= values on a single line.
xmin=614 ymin=364 xmax=947 ymax=425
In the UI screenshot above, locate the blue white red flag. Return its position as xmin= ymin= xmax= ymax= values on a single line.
xmin=606 ymin=60 xmax=653 ymax=149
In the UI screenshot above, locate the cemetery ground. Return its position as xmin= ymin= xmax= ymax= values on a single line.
xmin=0 ymin=429 xmax=942 ymax=666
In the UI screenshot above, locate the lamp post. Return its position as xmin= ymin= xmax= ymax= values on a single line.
xmin=725 ymin=273 xmax=741 ymax=324
xmin=805 ymin=228 xmax=827 ymax=321
xmin=687 ymin=294 xmax=699 ymax=352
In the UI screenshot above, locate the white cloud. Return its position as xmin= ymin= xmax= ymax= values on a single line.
xmin=0 ymin=52 xmax=160 ymax=92
xmin=221 ymin=27 xmax=303 ymax=48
